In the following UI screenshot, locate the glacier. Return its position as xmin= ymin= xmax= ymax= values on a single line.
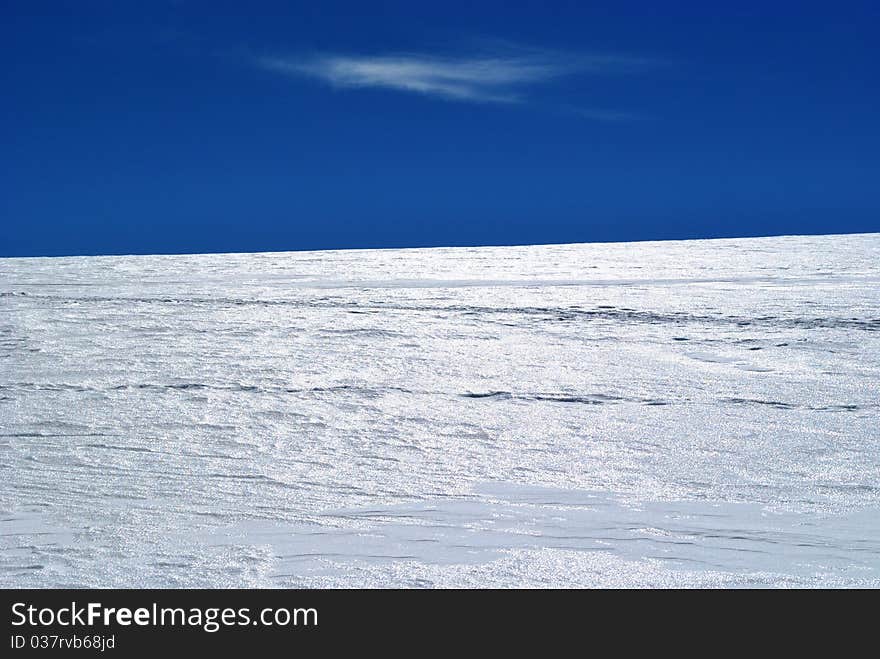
xmin=1 ymin=233 xmax=879 ymax=587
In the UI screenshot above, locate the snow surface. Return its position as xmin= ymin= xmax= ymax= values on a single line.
xmin=1 ymin=233 xmax=879 ymax=587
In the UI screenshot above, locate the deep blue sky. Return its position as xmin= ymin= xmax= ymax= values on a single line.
xmin=2 ymin=1 xmax=878 ymax=256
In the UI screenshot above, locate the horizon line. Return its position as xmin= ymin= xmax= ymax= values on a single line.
xmin=2 ymin=229 xmax=878 ymax=260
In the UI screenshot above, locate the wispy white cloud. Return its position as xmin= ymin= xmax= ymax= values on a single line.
xmin=258 ymin=54 xmax=549 ymax=102
xmin=257 ymin=48 xmax=654 ymax=106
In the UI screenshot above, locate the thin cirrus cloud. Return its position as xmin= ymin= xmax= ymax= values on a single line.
xmin=257 ymin=49 xmax=654 ymax=109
